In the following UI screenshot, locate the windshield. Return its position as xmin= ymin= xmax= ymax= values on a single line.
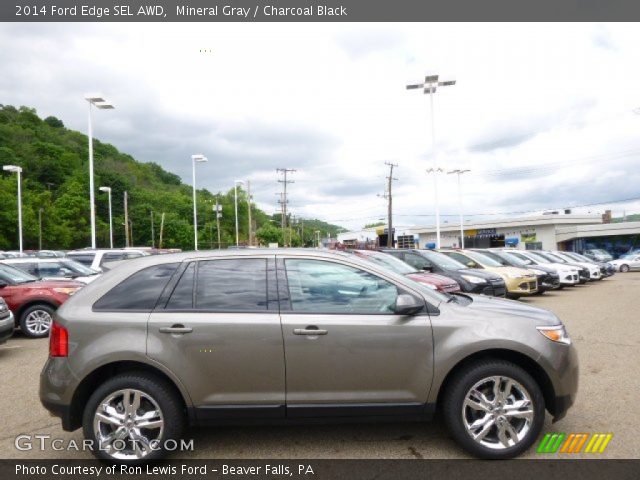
xmin=59 ymin=259 xmax=99 ymax=275
xmin=420 ymin=250 xmax=469 ymax=270
xmin=360 ymin=252 xmax=417 ymax=275
xmin=542 ymin=252 xmax=569 ymax=263
xmin=482 ymin=250 xmax=529 ymax=268
xmin=0 ymin=263 xmax=38 ymax=284
xmin=564 ymin=252 xmax=591 ymax=263
xmin=525 ymin=251 xmax=552 ymax=264
xmin=462 ymin=250 xmax=504 ymax=267
xmin=505 ymin=251 xmax=536 ymax=265
xmin=590 ymin=249 xmax=609 ymax=255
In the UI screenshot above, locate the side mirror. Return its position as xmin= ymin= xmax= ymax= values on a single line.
xmin=421 ymin=265 xmax=433 ymax=272
xmin=467 ymin=261 xmax=478 ymax=268
xmin=394 ymin=294 xmax=424 ymax=316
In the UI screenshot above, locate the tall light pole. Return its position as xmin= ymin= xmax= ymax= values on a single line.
xmin=99 ymin=186 xmax=113 ymax=248
xmin=84 ymin=94 xmax=114 ymax=249
xmin=191 ymin=154 xmax=208 ymax=251
xmin=407 ymin=74 xmax=456 ymax=249
xmin=3 ymin=165 xmax=23 ymax=253
xmin=234 ymin=180 xmax=245 ymax=246
xmin=447 ymin=169 xmax=471 ymax=249
xmin=246 ymin=180 xmax=253 ymax=246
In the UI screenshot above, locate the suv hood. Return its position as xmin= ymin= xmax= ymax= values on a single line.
xmin=460 ymin=293 xmax=561 ymax=327
xmin=406 ymin=271 xmax=459 ymax=287
xmin=483 ymin=265 xmax=535 ymax=278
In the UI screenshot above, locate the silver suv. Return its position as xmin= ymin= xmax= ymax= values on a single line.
xmin=40 ymin=249 xmax=578 ymax=462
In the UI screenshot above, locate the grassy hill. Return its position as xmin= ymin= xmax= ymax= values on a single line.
xmin=0 ymin=105 xmax=343 ymax=250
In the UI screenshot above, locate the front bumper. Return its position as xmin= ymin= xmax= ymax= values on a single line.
xmin=559 ymin=272 xmax=580 ymax=285
xmin=462 ymin=279 xmax=507 ymax=297
xmin=0 ymin=311 xmax=15 ymax=344
xmin=504 ymin=276 xmax=538 ymax=296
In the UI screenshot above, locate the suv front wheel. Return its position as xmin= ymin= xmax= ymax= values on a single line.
xmin=443 ymin=360 xmax=545 ymax=459
xmin=82 ymin=373 xmax=185 ymax=463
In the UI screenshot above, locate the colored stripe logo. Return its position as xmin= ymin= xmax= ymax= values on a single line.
xmin=537 ymin=433 xmax=613 ymax=454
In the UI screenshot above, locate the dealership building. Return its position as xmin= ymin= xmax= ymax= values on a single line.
xmin=338 ymin=212 xmax=640 ymax=256
xmin=406 ymin=213 xmax=640 ymax=255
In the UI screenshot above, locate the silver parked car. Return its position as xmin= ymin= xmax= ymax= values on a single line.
xmin=40 ymin=249 xmax=578 ymax=462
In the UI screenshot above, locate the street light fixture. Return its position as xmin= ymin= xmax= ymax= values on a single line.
xmin=3 ymin=165 xmax=23 ymax=253
xmin=85 ymin=93 xmax=115 ymax=249
xmin=99 ymin=186 xmax=113 ymax=248
xmin=234 ymin=180 xmax=245 ymax=246
xmin=407 ymin=74 xmax=456 ymax=248
xmin=191 ymin=154 xmax=208 ymax=251
xmin=447 ymin=169 xmax=471 ymax=249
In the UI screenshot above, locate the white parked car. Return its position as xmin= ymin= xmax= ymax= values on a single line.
xmin=0 ymin=258 xmax=101 ymax=284
xmin=66 ymin=249 xmax=148 ymax=272
xmin=549 ymin=251 xmax=601 ymax=280
xmin=608 ymin=254 xmax=640 ymax=272
xmin=501 ymin=250 xmax=580 ymax=286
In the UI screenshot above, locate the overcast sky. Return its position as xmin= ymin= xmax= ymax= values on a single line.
xmin=1 ymin=22 xmax=640 ymax=231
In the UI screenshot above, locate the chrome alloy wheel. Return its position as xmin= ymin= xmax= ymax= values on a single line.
xmin=462 ymin=376 xmax=534 ymax=450
xmin=93 ymin=389 xmax=164 ymax=460
xmin=24 ymin=309 xmax=52 ymax=335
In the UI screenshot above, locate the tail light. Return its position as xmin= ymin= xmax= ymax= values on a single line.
xmin=50 ymin=322 xmax=68 ymax=357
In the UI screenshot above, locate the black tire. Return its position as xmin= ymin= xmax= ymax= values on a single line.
xmin=442 ymin=360 xmax=545 ymax=459
xmin=82 ymin=372 xmax=185 ymax=463
xmin=620 ymin=264 xmax=629 ymax=273
xmin=19 ymin=304 xmax=55 ymax=338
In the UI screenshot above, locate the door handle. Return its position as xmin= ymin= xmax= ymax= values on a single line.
xmin=159 ymin=325 xmax=193 ymax=334
xmin=293 ymin=327 xmax=328 ymax=336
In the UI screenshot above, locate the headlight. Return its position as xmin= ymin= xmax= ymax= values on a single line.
xmin=537 ymin=325 xmax=571 ymax=345
xmin=53 ymin=287 xmax=80 ymax=296
xmin=460 ymin=274 xmax=486 ymax=284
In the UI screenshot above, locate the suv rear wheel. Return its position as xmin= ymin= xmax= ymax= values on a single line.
xmin=82 ymin=373 xmax=185 ymax=463
xmin=19 ymin=304 xmax=54 ymax=338
xmin=443 ymin=360 xmax=545 ymax=459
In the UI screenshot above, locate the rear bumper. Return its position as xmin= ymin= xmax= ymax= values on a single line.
xmin=41 ymin=399 xmax=76 ymax=431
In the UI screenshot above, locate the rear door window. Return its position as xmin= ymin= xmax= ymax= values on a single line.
xmin=166 ymin=263 xmax=195 ymax=309
xmin=195 ymin=259 xmax=268 ymax=311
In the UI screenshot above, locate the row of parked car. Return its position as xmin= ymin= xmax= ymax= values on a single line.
xmin=0 ymin=248 xmax=151 ymax=340
xmin=343 ymin=248 xmax=619 ymax=300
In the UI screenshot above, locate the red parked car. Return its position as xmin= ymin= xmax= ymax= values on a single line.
xmin=350 ymin=250 xmax=461 ymax=293
xmin=0 ymin=263 xmax=82 ymax=338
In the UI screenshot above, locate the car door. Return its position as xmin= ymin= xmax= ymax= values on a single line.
xmin=631 ymin=256 xmax=640 ymax=270
xmin=278 ymin=256 xmax=434 ymax=417
xmin=147 ymin=256 xmax=286 ymax=420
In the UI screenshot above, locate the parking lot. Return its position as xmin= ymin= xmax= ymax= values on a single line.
xmin=1 ymin=273 xmax=638 ymax=460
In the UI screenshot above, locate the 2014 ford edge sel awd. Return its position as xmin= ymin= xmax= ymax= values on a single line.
xmin=40 ymin=249 xmax=578 ymax=462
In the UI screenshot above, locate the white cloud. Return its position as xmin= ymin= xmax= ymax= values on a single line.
xmin=1 ymin=22 xmax=639 ymax=229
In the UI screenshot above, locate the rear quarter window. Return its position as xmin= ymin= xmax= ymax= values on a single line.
xmin=93 ymin=263 xmax=179 ymax=311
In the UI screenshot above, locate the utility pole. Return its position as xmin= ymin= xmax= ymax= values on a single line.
xmin=247 ymin=180 xmax=253 ymax=246
xmin=277 ymin=168 xmax=296 ymax=247
xmin=124 ymin=191 xmax=129 ymax=248
xmin=301 ymin=219 xmax=305 ymax=247
xmin=378 ymin=162 xmax=398 ymax=248
xmin=150 ymin=210 xmax=155 ymax=248
xmin=215 ymin=198 xmax=222 ymax=250
xmin=158 ymin=212 xmax=165 ymax=249
xmin=447 ymin=169 xmax=470 ymax=248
